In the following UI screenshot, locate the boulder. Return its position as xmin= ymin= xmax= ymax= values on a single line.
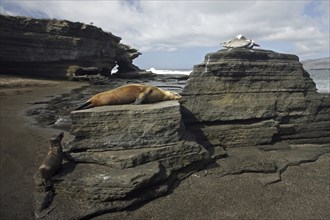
xmin=0 ymin=15 xmax=142 ymax=78
xmin=181 ymin=49 xmax=330 ymax=149
xmin=34 ymin=101 xmax=210 ymax=219
xmin=68 ymin=101 xmax=184 ymax=150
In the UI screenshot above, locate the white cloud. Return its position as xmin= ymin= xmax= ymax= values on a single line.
xmin=1 ymin=0 xmax=329 ymax=59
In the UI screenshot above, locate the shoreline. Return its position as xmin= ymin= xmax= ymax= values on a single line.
xmin=0 ymin=77 xmax=86 ymax=219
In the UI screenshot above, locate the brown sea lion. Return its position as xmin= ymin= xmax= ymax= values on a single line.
xmin=76 ymin=84 xmax=182 ymax=110
xmin=39 ymin=132 xmax=64 ymax=187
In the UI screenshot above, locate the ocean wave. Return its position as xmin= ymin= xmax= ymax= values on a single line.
xmin=148 ymin=68 xmax=192 ymax=75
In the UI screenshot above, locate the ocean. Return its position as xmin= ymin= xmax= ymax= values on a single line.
xmin=308 ymin=69 xmax=330 ymax=93
xmin=148 ymin=68 xmax=330 ymax=94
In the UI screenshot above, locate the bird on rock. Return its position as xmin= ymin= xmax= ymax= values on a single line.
xmin=220 ymin=35 xmax=260 ymax=51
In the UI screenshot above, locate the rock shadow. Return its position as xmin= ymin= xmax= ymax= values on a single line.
xmin=180 ymin=105 xmax=226 ymax=165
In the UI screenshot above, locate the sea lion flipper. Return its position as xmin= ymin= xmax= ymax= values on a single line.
xmin=134 ymin=89 xmax=151 ymax=104
xmin=76 ymin=101 xmax=92 ymax=110
xmin=134 ymin=95 xmax=146 ymax=104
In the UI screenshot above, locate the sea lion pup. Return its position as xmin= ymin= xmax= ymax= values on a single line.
xmin=39 ymin=132 xmax=64 ymax=188
xmin=76 ymin=84 xmax=182 ymax=110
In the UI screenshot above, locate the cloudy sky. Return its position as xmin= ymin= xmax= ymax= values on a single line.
xmin=1 ymin=0 xmax=329 ymax=69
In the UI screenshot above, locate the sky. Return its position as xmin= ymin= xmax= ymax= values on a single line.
xmin=1 ymin=0 xmax=329 ymax=69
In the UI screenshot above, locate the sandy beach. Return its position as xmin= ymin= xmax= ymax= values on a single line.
xmin=0 ymin=75 xmax=329 ymax=220
xmin=0 ymin=76 xmax=86 ymax=219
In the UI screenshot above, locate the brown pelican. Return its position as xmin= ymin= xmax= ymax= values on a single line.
xmin=220 ymin=35 xmax=260 ymax=51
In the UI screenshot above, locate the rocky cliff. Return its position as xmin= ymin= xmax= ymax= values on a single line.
xmin=0 ymin=15 xmax=142 ymax=78
xmin=181 ymin=49 xmax=330 ymax=149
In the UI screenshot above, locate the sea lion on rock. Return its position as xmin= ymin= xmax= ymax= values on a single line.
xmin=39 ymin=132 xmax=64 ymax=187
xmin=76 ymin=84 xmax=182 ymax=110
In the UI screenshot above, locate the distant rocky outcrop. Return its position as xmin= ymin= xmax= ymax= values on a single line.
xmin=181 ymin=48 xmax=330 ymax=149
xmin=34 ymin=101 xmax=210 ymax=219
xmin=0 ymin=15 xmax=142 ymax=78
xmin=302 ymin=57 xmax=330 ymax=70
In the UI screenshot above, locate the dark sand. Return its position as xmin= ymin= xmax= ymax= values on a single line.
xmin=0 ymin=76 xmax=329 ymax=220
xmin=0 ymin=76 xmax=86 ymax=219
xmin=100 ymin=154 xmax=330 ymax=220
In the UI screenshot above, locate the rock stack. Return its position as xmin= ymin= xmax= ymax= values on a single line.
xmin=35 ymin=101 xmax=209 ymax=219
xmin=180 ymin=49 xmax=330 ymax=149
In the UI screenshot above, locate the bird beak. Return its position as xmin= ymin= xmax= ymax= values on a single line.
xmin=254 ymin=43 xmax=260 ymax=47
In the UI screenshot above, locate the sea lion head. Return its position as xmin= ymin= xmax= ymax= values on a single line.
xmin=162 ymin=90 xmax=182 ymax=100
xmin=49 ymin=132 xmax=64 ymax=146
xmin=165 ymin=91 xmax=182 ymax=100
xmin=141 ymin=86 xmax=182 ymax=103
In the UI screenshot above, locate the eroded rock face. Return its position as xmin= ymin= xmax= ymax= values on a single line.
xmin=68 ymin=101 xmax=184 ymax=150
xmin=181 ymin=49 xmax=330 ymax=148
xmin=34 ymin=101 xmax=210 ymax=219
xmin=0 ymin=15 xmax=141 ymax=77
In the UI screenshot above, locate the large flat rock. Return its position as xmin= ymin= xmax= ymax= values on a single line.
xmin=35 ymin=162 xmax=174 ymax=220
xmin=54 ymin=161 xmax=169 ymax=201
xmin=68 ymin=141 xmax=208 ymax=170
xmin=68 ymin=101 xmax=183 ymax=150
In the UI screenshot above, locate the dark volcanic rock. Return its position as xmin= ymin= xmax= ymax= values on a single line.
xmin=65 ymin=101 xmax=209 ymax=171
xmin=34 ymin=101 xmax=210 ymax=219
xmin=181 ymin=49 xmax=330 ymax=148
xmin=68 ymin=101 xmax=184 ymax=150
xmin=0 ymin=15 xmax=142 ymax=78
xmin=178 ymin=48 xmax=330 ymax=198
xmin=32 ymin=48 xmax=330 ymax=219
xmin=204 ymin=144 xmax=330 ymax=187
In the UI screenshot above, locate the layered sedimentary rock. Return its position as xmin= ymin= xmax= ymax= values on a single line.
xmin=32 ymin=49 xmax=330 ymax=219
xmin=0 ymin=15 xmax=141 ymax=77
xmin=34 ymin=101 xmax=209 ymax=219
xmin=181 ymin=49 xmax=330 ymax=149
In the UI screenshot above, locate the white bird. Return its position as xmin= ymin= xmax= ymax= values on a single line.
xmin=220 ymin=35 xmax=260 ymax=51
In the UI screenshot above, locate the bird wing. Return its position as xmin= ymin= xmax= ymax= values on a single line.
xmin=220 ymin=40 xmax=231 ymax=46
